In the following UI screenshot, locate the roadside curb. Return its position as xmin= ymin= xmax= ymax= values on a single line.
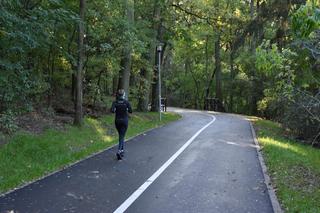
xmin=0 ymin=113 xmax=182 ymax=198
xmin=249 ymin=122 xmax=283 ymax=213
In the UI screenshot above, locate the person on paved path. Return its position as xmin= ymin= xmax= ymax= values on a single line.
xmin=111 ymin=89 xmax=132 ymax=160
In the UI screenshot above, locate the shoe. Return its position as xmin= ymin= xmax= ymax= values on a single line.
xmin=116 ymin=152 xmax=122 ymax=160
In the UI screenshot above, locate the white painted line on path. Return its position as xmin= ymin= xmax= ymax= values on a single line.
xmin=114 ymin=114 xmax=216 ymax=213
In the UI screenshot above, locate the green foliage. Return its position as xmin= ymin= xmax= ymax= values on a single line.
xmin=282 ymin=90 xmax=320 ymax=145
xmin=256 ymin=39 xmax=319 ymax=144
xmin=256 ymin=40 xmax=284 ymax=75
xmin=291 ymin=2 xmax=320 ymax=39
xmin=255 ymin=43 xmax=292 ymax=116
xmin=291 ymin=2 xmax=320 ymax=61
xmin=251 ymin=1 xmax=320 ymax=145
xmin=0 ymin=0 xmax=77 ymax=114
xmin=0 ymin=111 xmax=18 ymax=134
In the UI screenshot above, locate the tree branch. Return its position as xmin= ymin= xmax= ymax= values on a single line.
xmin=171 ymin=3 xmax=214 ymax=26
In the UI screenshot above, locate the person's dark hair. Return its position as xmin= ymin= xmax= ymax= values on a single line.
xmin=117 ymin=89 xmax=125 ymax=99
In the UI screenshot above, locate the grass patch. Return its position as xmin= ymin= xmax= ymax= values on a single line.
xmin=0 ymin=112 xmax=180 ymax=194
xmin=252 ymin=118 xmax=320 ymax=212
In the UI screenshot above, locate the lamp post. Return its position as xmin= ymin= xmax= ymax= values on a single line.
xmin=156 ymin=44 xmax=163 ymax=121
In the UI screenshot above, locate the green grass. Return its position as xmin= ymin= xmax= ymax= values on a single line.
xmin=252 ymin=118 xmax=320 ymax=212
xmin=0 ymin=112 xmax=180 ymax=194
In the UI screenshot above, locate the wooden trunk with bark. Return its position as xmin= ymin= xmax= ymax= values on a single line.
xmin=118 ymin=0 xmax=134 ymax=99
xmin=74 ymin=0 xmax=85 ymax=126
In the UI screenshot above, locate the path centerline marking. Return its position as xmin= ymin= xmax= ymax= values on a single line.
xmin=114 ymin=114 xmax=216 ymax=213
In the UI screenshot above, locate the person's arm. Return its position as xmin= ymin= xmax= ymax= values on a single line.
xmin=111 ymin=101 xmax=116 ymax=113
xmin=127 ymin=101 xmax=133 ymax=113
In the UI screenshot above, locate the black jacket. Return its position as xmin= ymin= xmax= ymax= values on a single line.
xmin=111 ymin=98 xmax=132 ymax=120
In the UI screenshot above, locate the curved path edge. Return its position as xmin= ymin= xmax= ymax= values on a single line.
xmin=249 ymin=122 xmax=283 ymax=213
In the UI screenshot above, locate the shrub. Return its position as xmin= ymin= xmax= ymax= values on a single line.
xmin=282 ymin=90 xmax=320 ymax=146
xmin=0 ymin=110 xmax=18 ymax=134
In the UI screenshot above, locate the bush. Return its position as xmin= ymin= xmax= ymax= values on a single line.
xmin=282 ymin=90 xmax=320 ymax=146
xmin=0 ymin=110 xmax=18 ymax=134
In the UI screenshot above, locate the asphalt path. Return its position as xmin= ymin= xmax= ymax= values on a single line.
xmin=0 ymin=108 xmax=273 ymax=213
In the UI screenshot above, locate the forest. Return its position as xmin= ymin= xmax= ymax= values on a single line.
xmin=0 ymin=0 xmax=319 ymax=145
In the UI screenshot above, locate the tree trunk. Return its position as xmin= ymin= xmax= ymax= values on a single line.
xmin=250 ymin=0 xmax=258 ymax=115
xmin=137 ymin=67 xmax=148 ymax=111
xmin=67 ymin=26 xmax=77 ymax=103
xmin=204 ymin=35 xmax=209 ymax=109
xmin=93 ymin=69 xmax=104 ymax=110
xmin=190 ymin=70 xmax=200 ymax=109
xmin=47 ymin=47 xmax=52 ymax=108
xmin=229 ymin=49 xmax=235 ymax=112
xmin=162 ymin=45 xmax=172 ymax=104
xmin=203 ymin=35 xmax=218 ymax=110
xmin=151 ymin=54 xmax=158 ymax=112
xmin=150 ymin=0 xmax=163 ymax=112
xmin=74 ymin=0 xmax=85 ymax=126
xmin=47 ymin=21 xmax=57 ymax=109
xmin=215 ymin=34 xmax=222 ymax=103
xmin=48 ymin=51 xmax=54 ymax=109
xmin=112 ymin=75 xmax=118 ymax=96
xmin=250 ymin=0 xmax=254 ymax=18
xmin=118 ymin=0 xmax=134 ymax=99
xmin=72 ymin=73 xmax=76 ymax=102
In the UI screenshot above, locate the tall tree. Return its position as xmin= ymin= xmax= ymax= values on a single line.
xmin=150 ymin=0 xmax=163 ymax=112
xmin=249 ymin=0 xmax=259 ymax=115
xmin=214 ymin=33 xmax=222 ymax=103
xmin=118 ymin=0 xmax=134 ymax=99
xmin=74 ymin=0 xmax=85 ymax=126
xmin=136 ymin=0 xmax=163 ymax=112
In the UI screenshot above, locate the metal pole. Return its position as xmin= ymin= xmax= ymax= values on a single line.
xmin=158 ymin=49 xmax=162 ymax=121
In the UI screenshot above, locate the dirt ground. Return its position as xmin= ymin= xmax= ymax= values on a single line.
xmin=0 ymin=104 xmax=109 ymax=146
xmin=16 ymin=111 xmax=73 ymax=134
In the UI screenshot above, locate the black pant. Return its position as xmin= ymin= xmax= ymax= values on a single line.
xmin=115 ymin=119 xmax=128 ymax=151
